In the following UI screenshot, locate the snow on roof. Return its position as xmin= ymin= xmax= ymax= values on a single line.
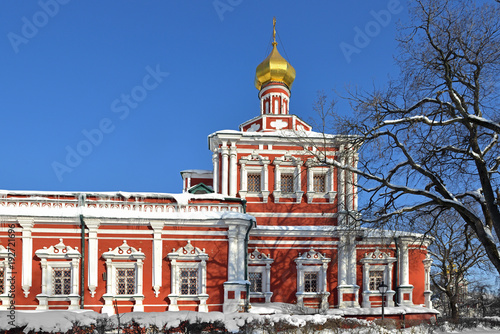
xmin=180 ymin=169 xmax=213 ymax=175
xmin=209 ymin=129 xmax=355 ymax=140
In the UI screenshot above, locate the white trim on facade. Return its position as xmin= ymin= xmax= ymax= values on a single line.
xmin=295 ymin=248 xmax=330 ymax=310
xmin=248 ymin=248 xmax=274 ymax=303
xmin=360 ymin=248 xmax=396 ymax=308
xmin=167 ymin=240 xmax=209 ymax=312
xmin=34 ymin=239 xmax=81 ymax=310
xmin=101 ymin=240 xmax=145 ymax=315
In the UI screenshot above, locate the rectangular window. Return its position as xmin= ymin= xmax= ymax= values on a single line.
xmin=116 ymin=268 xmax=136 ymax=295
xmin=248 ymin=174 xmax=261 ymax=192
xmin=249 ymin=272 xmax=263 ymax=292
xmin=304 ymin=272 xmax=318 ymax=293
xmin=313 ymin=174 xmax=326 ymax=192
xmin=0 ymin=267 xmax=4 ymax=294
xmin=180 ymin=268 xmax=198 ymax=295
xmin=281 ymin=174 xmax=294 ymax=194
xmin=53 ymin=267 xmax=71 ymax=295
xmin=369 ymin=271 xmax=384 ymax=291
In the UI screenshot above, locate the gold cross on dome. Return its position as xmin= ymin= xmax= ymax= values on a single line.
xmin=273 ymin=17 xmax=276 ymax=44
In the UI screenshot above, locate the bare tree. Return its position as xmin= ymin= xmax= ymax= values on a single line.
xmin=315 ymin=0 xmax=500 ymax=275
xmin=415 ymin=209 xmax=489 ymax=320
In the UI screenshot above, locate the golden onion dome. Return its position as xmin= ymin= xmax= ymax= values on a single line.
xmin=254 ymin=19 xmax=296 ymax=91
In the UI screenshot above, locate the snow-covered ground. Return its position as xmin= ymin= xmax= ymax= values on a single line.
xmin=1 ymin=309 xmax=499 ymax=333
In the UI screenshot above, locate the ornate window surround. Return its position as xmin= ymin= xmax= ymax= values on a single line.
xmin=305 ymin=159 xmax=336 ymax=204
xmin=34 ymin=239 xmax=81 ymax=310
xmin=294 ymin=248 xmax=330 ymax=310
xmin=248 ymin=248 xmax=274 ymax=303
xmin=360 ymin=248 xmax=396 ymax=308
xmin=239 ymin=153 xmax=270 ymax=203
xmin=273 ymin=154 xmax=304 ymax=203
xmin=101 ymin=240 xmax=145 ymax=315
xmin=167 ymin=240 xmax=209 ymax=312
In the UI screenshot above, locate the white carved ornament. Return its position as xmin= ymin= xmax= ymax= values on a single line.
xmin=102 ymin=240 xmax=145 ymax=260
xmin=270 ymin=119 xmax=288 ymax=130
xmin=247 ymin=123 xmax=261 ymax=132
xmin=35 ymin=239 xmax=81 ymax=259
xmin=248 ymin=248 xmax=274 ymax=263
xmin=168 ymin=240 xmax=208 ymax=260
xmin=360 ymin=248 xmax=396 ymax=264
xmin=295 ymin=248 xmax=331 ymax=264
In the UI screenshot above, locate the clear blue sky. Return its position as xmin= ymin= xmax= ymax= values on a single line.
xmin=0 ymin=1 xmax=406 ymax=193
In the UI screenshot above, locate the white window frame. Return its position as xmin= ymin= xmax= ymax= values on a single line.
xmin=101 ymin=240 xmax=145 ymax=315
xmin=295 ymin=248 xmax=330 ymax=310
xmin=34 ymin=239 xmax=81 ymax=310
xmin=0 ymin=245 xmax=13 ymax=310
xmin=305 ymin=159 xmax=336 ymax=203
xmin=239 ymin=153 xmax=270 ymax=203
xmin=273 ymin=154 xmax=304 ymax=203
xmin=248 ymin=248 xmax=274 ymax=303
xmin=360 ymin=248 xmax=396 ymax=308
xmin=167 ymin=240 xmax=209 ymax=312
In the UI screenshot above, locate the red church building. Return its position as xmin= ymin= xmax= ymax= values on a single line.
xmin=0 ymin=26 xmax=435 ymax=321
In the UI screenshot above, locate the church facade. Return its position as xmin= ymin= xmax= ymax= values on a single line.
xmin=0 ymin=28 xmax=435 ymax=320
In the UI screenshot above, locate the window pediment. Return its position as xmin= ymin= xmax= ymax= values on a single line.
xmin=239 ymin=153 xmax=270 ymax=165
xmin=168 ymin=240 xmax=208 ymax=261
xmin=102 ymin=240 xmax=145 ymax=261
xmin=295 ymin=248 xmax=331 ymax=265
xmin=35 ymin=239 xmax=80 ymax=260
xmin=248 ymin=248 xmax=274 ymax=264
xmin=360 ymin=248 xmax=396 ymax=264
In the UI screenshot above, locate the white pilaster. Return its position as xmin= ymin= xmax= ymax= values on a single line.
xmin=229 ymin=143 xmax=238 ymax=197
xmin=221 ymin=143 xmax=229 ymax=196
xmin=337 ymin=233 xmax=360 ymax=308
xmin=423 ymin=254 xmax=433 ymax=308
xmin=227 ymin=226 xmax=238 ymax=281
xmin=212 ymin=152 xmax=219 ymax=194
xmin=19 ymin=218 xmax=34 ymax=298
xmin=236 ymin=228 xmax=246 ymax=280
xmin=337 ymin=146 xmax=346 ymax=225
xmin=150 ymin=221 xmax=164 ymax=297
xmin=398 ymin=238 xmax=414 ymax=305
xmin=262 ymin=161 xmax=270 ymax=203
xmin=86 ymin=219 xmax=100 ymax=297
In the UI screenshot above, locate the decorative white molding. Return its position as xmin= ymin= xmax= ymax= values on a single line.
xmin=295 ymin=248 xmax=331 ymax=310
xmin=248 ymin=123 xmax=261 ymax=132
xmin=273 ymin=153 xmax=304 ymax=203
xmin=34 ymin=239 xmax=81 ymax=310
xmin=167 ymin=241 xmax=209 ymax=312
xmin=305 ymin=159 xmax=336 ymax=204
xmin=239 ymin=153 xmax=270 ymax=203
xmin=248 ymin=248 xmax=274 ymax=303
xmin=102 ymin=240 xmax=145 ymax=315
xmin=270 ymin=119 xmax=288 ymax=130
xmin=360 ymin=248 xmax=397 ymax=308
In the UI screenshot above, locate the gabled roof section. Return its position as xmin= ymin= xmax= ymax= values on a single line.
xmin=187 ymin=183 xmax=214 ymax=194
